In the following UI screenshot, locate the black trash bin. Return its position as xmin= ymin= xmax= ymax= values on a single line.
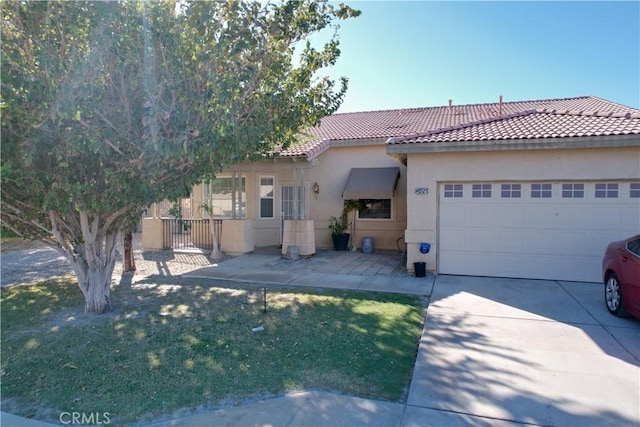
xmin=414 ymin=262 xmax=426 ymax=278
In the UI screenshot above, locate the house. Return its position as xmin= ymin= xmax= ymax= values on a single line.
xmin=142 ymin=95 xmax=640 ymax=283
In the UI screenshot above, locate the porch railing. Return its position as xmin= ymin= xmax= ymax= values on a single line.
xmin=161 ymin=218 xmax=222 ymax=251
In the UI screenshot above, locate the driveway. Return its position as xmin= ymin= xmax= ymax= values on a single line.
xmin=405 ymin=275 xmax=640 ymax=427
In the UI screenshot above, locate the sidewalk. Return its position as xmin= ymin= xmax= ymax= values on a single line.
xmin=1 ymin=391 xmax=407 ymax=427
xmin=149 ymin=391 xmax=406 ymax=427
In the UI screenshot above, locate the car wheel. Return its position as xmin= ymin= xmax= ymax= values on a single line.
xmin=605 ymin=273 xmax=628 ymax=317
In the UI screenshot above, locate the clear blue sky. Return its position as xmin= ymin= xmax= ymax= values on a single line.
xmin=316 ymin=1 xmax=640 ymax=113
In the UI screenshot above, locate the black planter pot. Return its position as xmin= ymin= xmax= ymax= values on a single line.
xmin=332 ymin=233 xmax=350 ymax=251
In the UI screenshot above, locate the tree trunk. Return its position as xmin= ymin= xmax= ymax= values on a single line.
xmin=83 ymin=267 xmax=113 ymax=314
xmin=72 ymin=254 xmax=116 ymax=314
xmin=63 ymin=219 xmax=120 ymax=314
xmin=123 ymin=230 xmax=136 ymax=273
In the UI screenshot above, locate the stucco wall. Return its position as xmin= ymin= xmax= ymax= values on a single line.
xmin=191 ymin=143 xmax=407 ymax=251
xmin=404 ymin=145 xmax=640 ymax=273
xmin=307 ymin=144 xmax=407 ymax=250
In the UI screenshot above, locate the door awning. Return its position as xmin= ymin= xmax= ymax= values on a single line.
xmin=342 ymin=167 xmax=400 ymax=199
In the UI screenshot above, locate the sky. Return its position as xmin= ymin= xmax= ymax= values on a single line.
xmin=312 ymin=1 xmax=640 ymax=113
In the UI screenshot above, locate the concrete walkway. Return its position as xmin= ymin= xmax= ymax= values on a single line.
xmin=3 ymin=250 xmax=639 ymax=426
xmin=182 ymin=247 xmax=432 ymax=296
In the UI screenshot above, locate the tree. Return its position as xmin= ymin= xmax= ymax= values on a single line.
xmin=1 ymin=0 xmax=360 ymax=313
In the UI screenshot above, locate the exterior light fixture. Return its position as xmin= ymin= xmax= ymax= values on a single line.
xmin=313 ymin=182 xmax=320 ymax=199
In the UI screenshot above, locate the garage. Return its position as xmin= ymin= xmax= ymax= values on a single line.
xmin=439 ymin=181 xmax=640 ymax=282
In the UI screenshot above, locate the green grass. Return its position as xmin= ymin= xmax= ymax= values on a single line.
xmin=1 ymin=276 xmax=426 ymax=425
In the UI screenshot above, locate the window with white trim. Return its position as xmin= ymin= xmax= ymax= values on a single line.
xmin=472 ymin=184 xmax=492 ymax=198
xmin=501 ymin=184 xmax=521 ymax=198
xmin=259 ymin=176 xmax=275 ymax=219
xmin=203 ymin=176 xmax=246 ymax=218
xmin=630 ymin=183 xmax=640 ymax=198
xmin=444 ymin=184 xmax=463 ymax=198
xmin=595 ymin=183 xmax=618 ymax=198
xmin=531 ymin=183 xmax=552 ymax=198
xmin=562 ymin=183 xmax=584 ymax=198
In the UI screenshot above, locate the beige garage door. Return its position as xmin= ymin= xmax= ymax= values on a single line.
xmin=439 ymin=181 xmax=640 ymax=282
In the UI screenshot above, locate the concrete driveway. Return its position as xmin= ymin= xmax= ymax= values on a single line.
xmin=405 ymin=275 xmax=640 ymax=427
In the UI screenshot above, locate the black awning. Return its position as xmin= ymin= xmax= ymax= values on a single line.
xmin=342 ymin=167 xmax=400 ymax=199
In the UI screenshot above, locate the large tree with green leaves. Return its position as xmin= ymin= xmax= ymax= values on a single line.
xmin=1 ymin=0 xmax=359 ymax=313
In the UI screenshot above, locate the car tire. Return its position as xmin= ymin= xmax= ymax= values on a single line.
xmin=605 ymin=273 xmax=629 ymax=317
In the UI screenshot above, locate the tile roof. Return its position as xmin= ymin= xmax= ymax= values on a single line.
xmin=389 ymin=109 xmax=640 ymax=144
xmin=280 ymin=96 xmax=640 ymax=159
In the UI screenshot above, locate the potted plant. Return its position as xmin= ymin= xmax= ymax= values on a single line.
xmin=328 ymin=200 xmax=362 ymax=251
xmin=168 ymin=200 xmax=185 ymax=233
xmin=329 ymin=216 xmax=350 ymax=251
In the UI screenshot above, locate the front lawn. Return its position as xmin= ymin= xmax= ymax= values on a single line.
xmin=1 ymin=276 xmax=426 ymax=425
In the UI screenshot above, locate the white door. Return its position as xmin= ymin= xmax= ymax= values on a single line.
xmin=439 ymin=182 xmax=640 ymax=282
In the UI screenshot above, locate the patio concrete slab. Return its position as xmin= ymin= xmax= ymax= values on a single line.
xmin=182 ymin=249 xmax=432 ymax=296
xmin=408 ymin=275 xmax=640 ymax=427
xmin=290 ymin=271 xmax=367 ymax=290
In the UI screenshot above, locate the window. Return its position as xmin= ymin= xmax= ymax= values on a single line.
xmin=531 ymin=183 xmax=552 ymax=198
xmin=444 ymin=184 xmax=463 ymax=198
xmin=628 ymin=238 xmax=640 ymax=256
xmin=203 ymin=175 xmax=246 ymax=218
xmin=358 ymin=199 xmax=392 ymax=219
xmin=281 ymin=185 xmax=306 ymax=220
xmin=630 ymin=183 xmax=640 ymax=198
xmin=472 ymin=184 xmax=492 ymax=198
xmin=501 ymin=184 xmax=521 ymax=198
xmin=562 ymin=183 xmax=584 ymax=198
xmin=595 ymin=183 xmax=618 ymax=198
xmin=259 ymin=176 xmax=275 ymax=219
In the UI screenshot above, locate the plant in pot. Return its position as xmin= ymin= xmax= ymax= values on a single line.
xmin=329 ymin=216 xmax=350 ymax=251
xmin=168 ymin=200 xmax=185 ymax=233
xmin=329 ymin=200 xmax=362 ymax=251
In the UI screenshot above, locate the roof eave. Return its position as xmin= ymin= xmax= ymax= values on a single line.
xmin=329 ymin=137 xmax=389 ymax=147
xmin=386 ymin=133 xmax=640 ymax=155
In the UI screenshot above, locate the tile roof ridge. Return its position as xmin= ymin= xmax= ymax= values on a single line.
xmin=388 ymin=110 xmax=537 ymax=144
xmin=333 ymin=96 xmax=596 ymax=116
xmin=587 ymin=95 xmax=640 ymax=110
xmin=303 ymin=138 xmax=331 ymax=160
xmin=536 ymin=108 xmax=640 ymax=119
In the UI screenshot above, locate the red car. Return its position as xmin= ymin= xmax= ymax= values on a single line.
xmin=602 ymin=234 xmax=640 ymax=319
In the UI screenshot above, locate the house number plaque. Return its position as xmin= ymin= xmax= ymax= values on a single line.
xmin=414 ymin=187 xmax=428 ymax=195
